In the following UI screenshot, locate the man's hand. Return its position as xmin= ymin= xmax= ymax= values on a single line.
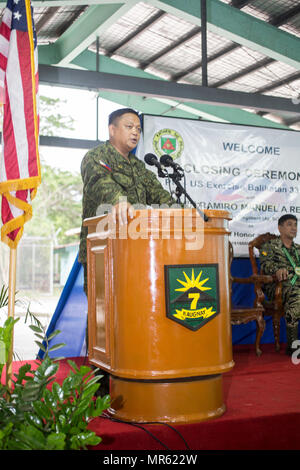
xmin=275 ymin=268 xmax=289 ymax=282
xmin=112 ymin=201 xmax=134 ymax=225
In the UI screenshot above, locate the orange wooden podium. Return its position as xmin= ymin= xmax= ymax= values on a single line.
xmin=84 ymin=208 xmax=234 ymax=423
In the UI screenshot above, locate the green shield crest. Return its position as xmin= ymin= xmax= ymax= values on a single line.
xmin=164 ymin=264 xmax=220 ymax=331
xmin=161 ymin=137 xmax=176 ymax=154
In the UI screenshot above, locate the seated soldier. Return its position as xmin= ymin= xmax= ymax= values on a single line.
xmin=260 ymin=214 xmax=300 ymax=355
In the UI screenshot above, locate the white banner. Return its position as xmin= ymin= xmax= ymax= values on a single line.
xmin=137 ymin=115 xmax=300 ymax=256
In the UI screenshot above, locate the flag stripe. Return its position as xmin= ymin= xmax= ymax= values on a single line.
xmin=0 ymin=21 xmax=11 ymax=41
xmin=3 ymin=77 xmax=20 ymax=180
xmin=18 ymin=30 xmax=36 ymax=177
xmin=0 ymin=53 xmax=8 ymax=71
xmin=0 ymin=0 xmax=40 ymax=248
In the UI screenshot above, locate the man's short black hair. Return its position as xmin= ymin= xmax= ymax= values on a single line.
xmin=108 ymin=108 xmax=140 ymax=125
xmin=278 ymin=214 xmax=297 ymax=226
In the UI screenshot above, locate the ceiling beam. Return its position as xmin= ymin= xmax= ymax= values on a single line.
xmin=68 ymin=52 xmax=292 ymax=128
xmin=104 ymin=10 xmax=166 ymax=57
xmin=139 ymin=25 xmax=201 ymax=70
xmin=38 ymin=1 xmax=137 ymax=66
xmin=39 ymin=64 xmax=300 ymax=117
xmin=35 ymin=6 xmax=61 ymax=33
xmin=205 ymin=3 xmax=300 ymax=87
xmin=256 ymin=71 xmax=300 ymax=94
xmin=40 ymin=135 xmax=102 ymax=149
xmin=213 ymin=57 xmax=274 ymax=88
xmin=98 ymin=91 xmax=203 ymax=120
xmin=32 ymin=0 xmax=127 ymax=5
xmin=148 ymin=0 xmax=300 ymax=70
xmin=171 ymin=2 xmax=300 ymax=83
xmin=96 ymin=90 xmax=289 ymax=129
xmin=230 ymin=1 xmax=250 ymax=8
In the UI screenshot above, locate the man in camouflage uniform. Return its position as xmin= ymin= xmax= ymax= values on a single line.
xmin=78 ymin=108 xmax=174 ymax=391
xmin=79 ymin=107 xmax=174 ymax=292
xmin=260 ymin=214 xmax=300 ymax=355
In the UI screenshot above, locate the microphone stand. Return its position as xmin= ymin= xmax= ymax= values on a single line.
xmin=166 ymin=167 xmax=209 ymax=222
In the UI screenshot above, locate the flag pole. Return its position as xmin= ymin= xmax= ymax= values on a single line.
xmin=6 ymin=246 xmax=17 ymax=391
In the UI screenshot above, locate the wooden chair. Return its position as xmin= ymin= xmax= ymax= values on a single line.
xmin=248 ymin=233 xmax=284 ymax=352
xmin=229 ymin=242 xmax=266 ymax=356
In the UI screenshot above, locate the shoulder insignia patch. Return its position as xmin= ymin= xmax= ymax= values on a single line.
xmin=99 ymin=160 xmax=112 ymax=172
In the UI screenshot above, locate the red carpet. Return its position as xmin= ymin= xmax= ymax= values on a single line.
xmin=3 ymin=343 xmax=300 ymax=451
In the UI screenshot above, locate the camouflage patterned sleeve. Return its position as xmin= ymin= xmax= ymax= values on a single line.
xmin=81 ymin=151 xmax=126 ymax=208
xmin=259 ymin=240 xmax=283 ymax=275
xmin=139 ymin=164 xmax=175 ymax=206
xmin=259 ymin=243 xmax=277 ymax=275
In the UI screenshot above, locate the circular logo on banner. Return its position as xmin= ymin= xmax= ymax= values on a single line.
xmin=153 ymin=128 xmax=184 ymax=161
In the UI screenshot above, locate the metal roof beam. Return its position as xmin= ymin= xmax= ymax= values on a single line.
xmin=174 ymin=2 xmax=300 ymax=82
xmin=268 ymin=4 xmax=300 ymax=26
xmin=35 ymin=6 xmax=61 ymax=33
xmin=139 ymin=25 xmax=201 ymax=70
xmin=213 ymin=57 xmax=274 ymax=88
xmin=97 ymin=91 xmax=202 ymax=120
xmin=39 ymin=64 xmax=300 ymax=117
xmin=96 ymin=90 xmax=289 ymax=129
xmin=230 ymin=1 xmax=250 ymax=8
xmin=104 ymin=10 xmax=166 ymax=57
xmin=149 ymin=0 xmax=300 ymax=70
xmin=31 ymin=0 xmax=127 ymax=5
xmin=256 ymin=71 xmax=300 ymax=94
xmin=38 ymin=1 xmax=137 ymax=66
xmin=172 ymin=43 xmax=238 ymax=82
xmin=69 ymin=51 xmax=296 ymax=128
xmin=285 ymin=116 xmax=300 ymax=126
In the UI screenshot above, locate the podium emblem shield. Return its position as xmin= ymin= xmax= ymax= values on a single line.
xmin=164 ymin=264 xmax=220 ymax=331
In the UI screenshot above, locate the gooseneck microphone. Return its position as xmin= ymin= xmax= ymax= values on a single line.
xmin=144 ymin=152 xmax=208 ymax=221
xmin=144 ymin=153 xmax=159 ymax=166
xmin=160 ymin=154 xmax=184 ymax=172
xmin=144 ymin=153 xmax=167 ymax=178
xmin=160 ymin=154 xmax=208 ymax=222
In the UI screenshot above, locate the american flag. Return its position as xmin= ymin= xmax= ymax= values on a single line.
xmin=0 ymin=0 xmax=40 ymax=249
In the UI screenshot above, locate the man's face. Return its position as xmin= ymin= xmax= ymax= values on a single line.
xmin=109 ymin=113 xmax=141 ymax=156
xmin=279 ymin=218 xmax=298 ymax=240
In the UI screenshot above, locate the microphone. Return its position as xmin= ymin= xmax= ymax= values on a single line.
xmin=144 ymin=153 xmax=167 ymax=177
xmin=160 ymin=154 xmax=183 ymax=172
xmin=144 ymin=153 xmax=159 ymax=166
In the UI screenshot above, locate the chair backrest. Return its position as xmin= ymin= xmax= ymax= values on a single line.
xmin=248 ymin=232 xmax=278 ymax=275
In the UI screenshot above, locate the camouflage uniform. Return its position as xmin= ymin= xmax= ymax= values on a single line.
xmin=260 ymin=236 xmax=300 ymax=326
xmin=79 ymin=141 xmax=174 ymax=292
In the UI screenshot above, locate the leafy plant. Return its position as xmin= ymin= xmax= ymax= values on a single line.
xmin=0 ymin=294 xmax=110 ymax=450
xmin=0 ymin=285 xmax=9 ymax=309
xmin=0 ymin=317 xmax=19 ymax=381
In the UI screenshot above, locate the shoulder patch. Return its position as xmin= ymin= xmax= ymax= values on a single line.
xmin=99 ymin=160 xmax=112 ymax=172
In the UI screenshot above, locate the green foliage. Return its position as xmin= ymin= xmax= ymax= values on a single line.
xmin=39 ymin=96 xmax=75 ymax=137
xmin=0 ymin=285 xmax=9 ymax=309
xmin=24 ymin=164 xmax=83 ymax=244
xmin=0 ymin=317 xmax=19 ymax=380
xmin=23 ymin=94 xmax=81 ymax=244
xmin=0 ymin=357 xmax=110 ymax=450
xmin=0 ymin=96 xmax=75 ymax=137
xmin=0 ymin=303 xmax=110 ymax=450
